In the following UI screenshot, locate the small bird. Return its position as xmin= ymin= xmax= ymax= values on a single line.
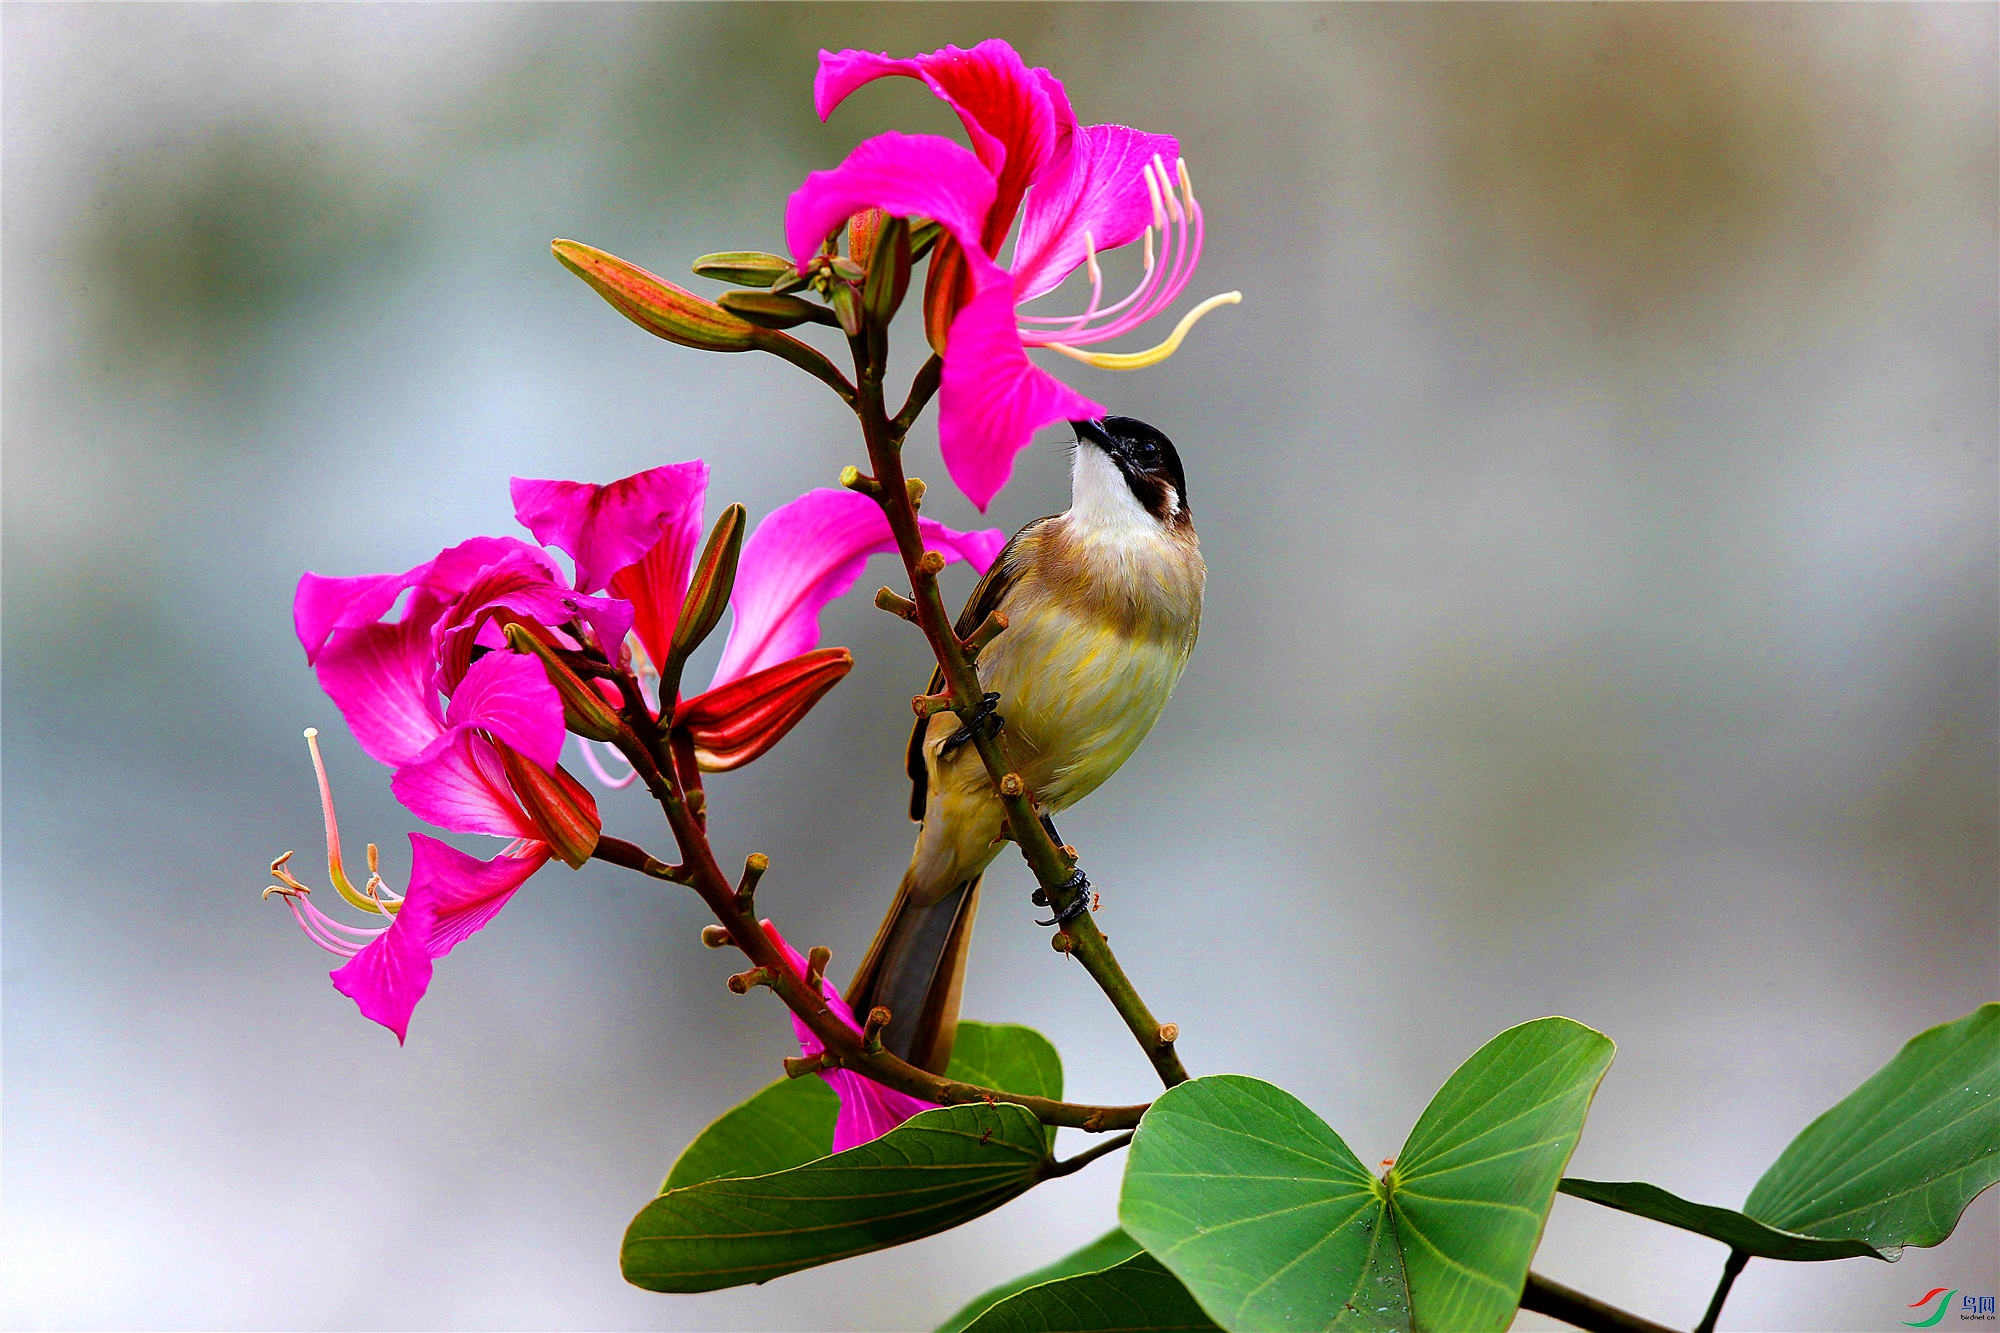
xmin=846 ymin=416 xmax=1206 ymax=1073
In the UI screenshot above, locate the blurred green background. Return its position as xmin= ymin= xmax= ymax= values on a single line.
xmin=4 ymin=5 xmax=1993 ymax=1330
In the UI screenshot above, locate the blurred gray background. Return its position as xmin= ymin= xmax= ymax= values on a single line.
xmin=4 ymin=5 xmax=1994 ymax=1330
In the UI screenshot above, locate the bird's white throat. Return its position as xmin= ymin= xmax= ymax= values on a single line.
xmin=1068 ymin=444 xmax=1176 ymax=540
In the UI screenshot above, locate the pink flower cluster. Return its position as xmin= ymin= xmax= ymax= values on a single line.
xmin=789 ymin=39 xmax=1236 ymax=510
xmin=271 ymin=464 xmax=1002 ymax=1041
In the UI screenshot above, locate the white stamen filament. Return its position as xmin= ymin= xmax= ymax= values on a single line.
xmin=580 ymin=736 xmax=639 ymax=789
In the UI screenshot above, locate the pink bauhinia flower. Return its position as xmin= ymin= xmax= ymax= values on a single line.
xmin=764 ymin=922 xmax=934 ymax=1151
xmin=789 ymin=39 xmax=1239 ymax=509
xmin=509 ymin=462 xmax=1004 ymax=782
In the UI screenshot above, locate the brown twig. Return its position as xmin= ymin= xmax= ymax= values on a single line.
xmin=1520 ymin=1272 xmax=1683 ymax=1333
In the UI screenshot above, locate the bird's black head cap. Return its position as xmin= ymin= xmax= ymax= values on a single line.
xmin=1070 ymin=416 xmax=1189 ymax=524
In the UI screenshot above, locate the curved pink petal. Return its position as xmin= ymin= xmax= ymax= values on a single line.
xmin=765 ymin=921 xmax=932 ymax=1150
xmin=785 ymin=132 xmax=997 ymax=272
xmin=1013 ymin=122 xmax=1180 ymax=303
xmin=431 ymin=550 xmax=633 ymax=694
xmin=445 ymin=651 xmax=565 ymax=774
xmin=938 ymin=282 xmax=1103 ymax=511
xmin=328 ymin=885 xmax=434 ymax=1043
xmin=816 ymin=42 xmax=1059 ymax=253
xmin=314 ymin=588 xmax=451 ymax=767
xmin=510 ymin=462 xmax=708 ymax=596
xmin=711 ymin=490 xmax=1005 ymax=686
xmin=294 ymin=536 xmax=534 ymax=664
xmin=390 ymin=732 xmax=539 ymax=841
xmin=328 ymin=834 xmax=549 ymax=1041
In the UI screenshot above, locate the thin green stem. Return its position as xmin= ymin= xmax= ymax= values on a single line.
xmin=1693 ymin=1250 xmax=1748 ymax=1333
xmin=1038 ymin=1131 xmax=1134 ymax=1181
xmin=1520 ymin=1272 xmax=1683 ymax=1333
xmin=849 ymin=326 xmax=1189 ymax=1090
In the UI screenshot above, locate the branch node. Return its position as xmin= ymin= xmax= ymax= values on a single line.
xmin=915 ymin=550 xmax=946 ymax=579
xmin=726 ymin=966 xmax=775 ymax=994
xmin=783 ymin=1053 xmax=828 ymax=1079
xmin=804 ymin=945 xmax=831 ymax=991
xmin=913 ymin=691 xmax=956 ymax=718
xmin=839 ymin=465 xmax=881 ymax=495
xmin=700 ymin=924 xmax=733 ymax=950
xmin=1051 ymin=931 xmax=1076 ymax=954
xmin=962 ymin=609 xmax=1009 ymax=658
xmin=735 ymin=852 xmax=769 ymax=911
xmin=999 ymin=773 xmax=1025 ymax=798
xmin=1157 ymin=1023 xmax=1180 ymax=1046
xmin=905 ymin=476 xmax=926 ymax=509
xmin=873 ymin=586 xmax=919 ymax=621
xmin=862 ymin=1005 xmax=891 ymax=1054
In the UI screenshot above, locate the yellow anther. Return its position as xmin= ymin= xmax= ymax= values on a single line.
xmin=1046 ymin=291 xmax=1242 ymax=371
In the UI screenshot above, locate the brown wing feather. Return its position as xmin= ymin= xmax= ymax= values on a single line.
xmin=904 ymin=517 xmax=1055 ymax=821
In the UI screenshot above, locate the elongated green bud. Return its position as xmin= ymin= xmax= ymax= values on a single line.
xmin=671 ymin=503 xmax=746 ymax=663
xmin=829 ymin=282 xmax=862 ymax=338
xmin=690 ymin=251 xmax=794 ymax=288
xmin=717 ymin=290 xmax=838 ymax=331
xmin=504 ymin=623 xmax=626 ymax=742
xmin=552 ymin=240 xmax=758 ymax=351
xmin=862 ymin=215 xmax=912 ymax=327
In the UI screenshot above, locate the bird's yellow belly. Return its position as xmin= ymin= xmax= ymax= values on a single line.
xmin=977 ymin=603 xmax=1190 ymax=812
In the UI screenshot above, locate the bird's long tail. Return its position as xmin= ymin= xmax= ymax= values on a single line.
xmin=843 ymin=872 xmax=982 ymax=1074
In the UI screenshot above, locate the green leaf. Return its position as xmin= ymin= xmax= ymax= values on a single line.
xmin=961 ymin=1253 xmax=1223 ymax=1333
xmin=623 ymin=1102 xmax=1047 ymax=1292
xmin=1743 ymin=1003 xmax=2000 ymax=1258
xmin=1120 ymin=1017 xmax=1615 ymax=1333
xmin=661 ymin=1021 xmax=1064 ymax=1192
xmin=665 ymin=1076 xmax=838 ymax=1191
xmin=946 ymin=1022 xmax=1064 ymax=1150
xmin=1557 ymin=1179 xmax=1885 ymax=1261
xmin=939 ymin=1229 xmax=1146 ymax=1333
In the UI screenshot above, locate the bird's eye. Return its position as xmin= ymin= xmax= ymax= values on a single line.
xmin=1131 ymin=440 xmax=1159 ymax=466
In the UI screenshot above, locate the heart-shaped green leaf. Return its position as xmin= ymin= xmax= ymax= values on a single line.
xmin=961 ymin=1252 xmax=1223 ymax=1333
xmin=662 ymin=1021 xmax=1065 ymax=1192
xmin=624 ymin=1102 xmax=1048 ymax=1292
xmin=1121 ymin=1017 xmax=1614 ymax=1332
xmin=1557 ymin=1179 xmax=1886 ymax=1261
xmin=1743 ymin=1003 xmax=1999 ymax=1257
xmin=939 ymin=1229 xmax=1147 ymax=1333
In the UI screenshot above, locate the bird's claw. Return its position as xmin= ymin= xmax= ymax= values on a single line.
xmin=940 ymin=692 xmax=1003 ymax=758
xmin=1033 ymin=866 xmax=1092 ymax=927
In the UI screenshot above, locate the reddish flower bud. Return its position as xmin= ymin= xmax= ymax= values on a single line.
xmin=862 ymin=215 xmax=912 ymax=328
xmin=847 ymin=208 xmax=886 ymax=270
xmin=676 ymin=647 xmax=853 ymax=771
xmin=921 ymin=237 xmax=977 ymax=357
xmin=552 ymin=240 xmax=759 ymax=352
xmin=495 ymin=743 xmax=602 ymax=868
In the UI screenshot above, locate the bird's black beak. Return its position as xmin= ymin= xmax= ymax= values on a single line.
xmin=1070 ymin=418 xmax=1114 ymax=450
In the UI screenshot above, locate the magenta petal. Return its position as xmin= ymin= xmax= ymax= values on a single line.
xmin=294 ymin=536 xmax=539 ymax=663
xmin=823 ymin=1067 xmax=935 ymax=1152
xmin=711 ymin=489 xmax=1005 ymax=686
xmin=445 ymin=651 xmax=565 ymax=774
xmin=938 ymin=283 xmax=1104 ymax=510
xmin=408 ymin=833 xmax=549 ymax=957
xmin=509 ymin=462 xmax=709 ymax=596
xmin=432 ymin=550 xmax=634 ymax=693
xmin=785 ymin=132 xmax=997 ymax=271
xmin=1013 ymin=122 xmax=1181 ymax=303
xmin=815 ymin=42 xmax=1058 ymax=252
xmin=328 ymin=882 xmax=436 ymax=1043
xmin=391 ymin=732 xmax=539 ymax=840
xmin=314 ymin=590 xmax=450 ymax=767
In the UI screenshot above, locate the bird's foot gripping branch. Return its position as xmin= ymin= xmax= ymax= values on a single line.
xmin=263 ymin=38 xmax=1998 ymax=1333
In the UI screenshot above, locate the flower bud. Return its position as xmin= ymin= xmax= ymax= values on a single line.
xmin=829 ymin=282 xmax=863 ymax=338
xmin=503 ymin=623 xmax=626 ymax=742
xmin=552 ymin=240 xmax=758 ymax=351
xmin=907 ymin=219 xmax=944 ymax=262
xmin=862 ymin=215 xmax=912 ymax=328
xmin=671 ymin=503 xmax=746 ymax=664
xmin=921 ymin=238 xmax=976 ymax=356
xmin=716 ymin=290 xmax=836 ymax=330
xmin=690 ymin=251 xmax=794 ymax=289
xmin=847 ymin=209 xmax=886 ymax=270
xmin=677 ymin=648 xmax=853 ymax=771
xmin=496 ymin=743 xmax=602 ymax=868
